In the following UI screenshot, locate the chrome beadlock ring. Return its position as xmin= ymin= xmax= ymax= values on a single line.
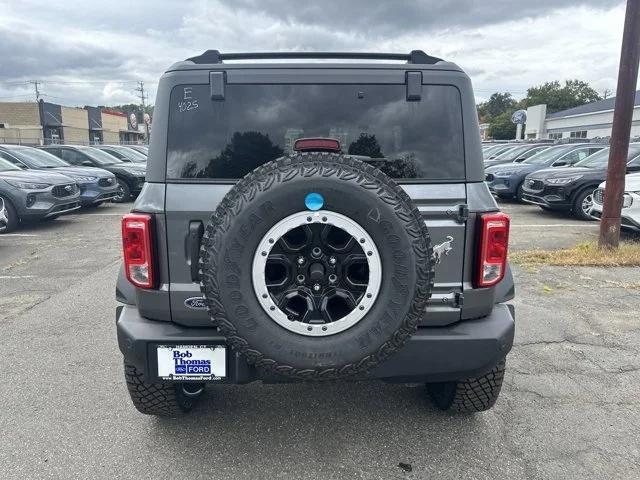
xmin=252 ymin=210 xmax=382 ymax=337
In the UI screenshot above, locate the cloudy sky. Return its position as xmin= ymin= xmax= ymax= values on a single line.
xmin=0 ymin=0 xmax=628 ymax=107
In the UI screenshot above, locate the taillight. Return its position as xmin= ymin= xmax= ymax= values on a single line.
xmin=475 ymin=212 xmax=510 ymax=288
xmin=294 ymin=138 xmax=341 ymax=152
xmin=122 ymin=213 xmax=156 ymax=289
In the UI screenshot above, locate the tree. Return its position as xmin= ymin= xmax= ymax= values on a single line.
xmin=525 ymin=80 xmax=602 ymax=113
xmin=487 ymin=111 xmax=517 ymax=140
xmin=477 ymin=92 xmax=516 ymax=121
xmin=198 ymin=131 xmax=284 ymax=178
xmin=348 ymin=133 xmax=383 ymax=158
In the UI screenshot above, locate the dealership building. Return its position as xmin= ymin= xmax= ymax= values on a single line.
xmin=0 ymin=101 xmax=146 ymax=145
xmin=524 ymin=90 xmax=640 ymax=140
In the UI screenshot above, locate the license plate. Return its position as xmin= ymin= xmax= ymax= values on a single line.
xmin=156 ymin=345 xmax=226 ymax=381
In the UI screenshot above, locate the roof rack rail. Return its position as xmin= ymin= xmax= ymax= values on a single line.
xmin=185 ymin=50 xmax=443 ymax=65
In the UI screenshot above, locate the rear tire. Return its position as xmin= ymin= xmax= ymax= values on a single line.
xmin=0 ymin=196 xmax=18 ymax=234
xmin=427 ymin=359 xmax=506 ymax=413
xmin=124 ymin=363 xmax=203 ymax=416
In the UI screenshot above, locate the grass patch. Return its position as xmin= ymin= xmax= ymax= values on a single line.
xmin=510 ymin=241 xmax=640 ymax=267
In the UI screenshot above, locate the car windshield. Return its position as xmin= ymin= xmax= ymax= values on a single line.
xmin=484 ymin=145 xmax=514 ymax=158
xmin=575 ymin=144 xmax=640 ymax=168
xmin=78 ymin=147 xmax=122 ymax=165
xmin=11 ymin=147 xmax=70 ymax=168
xmin=492 ymin=145 xmax=537 ymax=161
xmin=523 ymin=145 xmax=577 ymax=165
xmin=0 ymin=157 xmax=21 ymax=172
xmin=107 ymin=147 xmax=147 ymax=162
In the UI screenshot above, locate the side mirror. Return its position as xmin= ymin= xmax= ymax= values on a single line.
xmin=82 ymin=160 xmax=93 ymax=166
xmin=553 ymin=160 xmax=568 ymax=167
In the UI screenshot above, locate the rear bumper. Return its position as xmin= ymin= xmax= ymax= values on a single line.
xmin=116 ymin=303 xmax=515 ymax=383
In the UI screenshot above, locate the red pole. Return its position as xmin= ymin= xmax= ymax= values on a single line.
xmin=599 ymin=0 xmax=640 ymax=248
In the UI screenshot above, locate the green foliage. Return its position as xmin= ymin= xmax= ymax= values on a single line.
xmin=477 ymin=92 xmax=516 ymax=122
xmin=348 ymin=133 xmax=383 ymax=158
xmin=525 ymin=80 xmax=602 ymax=113
xmin=488 ymin=111 xmax=517 ymax=140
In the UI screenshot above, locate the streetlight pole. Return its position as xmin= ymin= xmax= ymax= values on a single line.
xmin=599 ymin=0 xmax=640 ymax=248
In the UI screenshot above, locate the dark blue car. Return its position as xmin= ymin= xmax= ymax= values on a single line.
xmin=485 ymin=143 xmax=606 ymax=201
xmin=0 ymin=145 xmax=120 ymax=207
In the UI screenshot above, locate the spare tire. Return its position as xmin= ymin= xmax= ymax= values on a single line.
xmin=199 ymin=153 xmax=434 ymax=379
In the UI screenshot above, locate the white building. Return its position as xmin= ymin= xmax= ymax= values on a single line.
xmin=524 ymin=90 xmax=640 ymax=140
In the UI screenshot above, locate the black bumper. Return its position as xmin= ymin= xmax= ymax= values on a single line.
xmin=116 ymin=304 xmax=515 ymax=383
xmin=521 ymin=186 xmax=572 ymax=209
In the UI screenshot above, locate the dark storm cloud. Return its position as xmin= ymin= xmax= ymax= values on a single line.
xmin=223 ymin=0 xmax=621 ymax=36
xmin=0 ymin=0 xmax=627 ymax=105
xmin=0 ymin=25 xmax=123 ymax=79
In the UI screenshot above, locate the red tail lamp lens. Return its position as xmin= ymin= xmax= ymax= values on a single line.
xmin=475 ymin=212 xmax=510 ymax=288
xmin=122 ymin=213 xmax=156 ymax=289
xmin=293 ymin=138 xmax=341 ymax=152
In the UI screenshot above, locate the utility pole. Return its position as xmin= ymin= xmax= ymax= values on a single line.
xmin=29 ymin=80 xmax=41 ymax=102
xmin=599 ymin=0 xmax=640 ymax=248
xmin=135 ymin=81 xmax=149 ymax=144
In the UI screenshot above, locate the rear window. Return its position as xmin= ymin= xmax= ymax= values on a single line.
xmin=166 ymin=83 xmax=465 ymax=181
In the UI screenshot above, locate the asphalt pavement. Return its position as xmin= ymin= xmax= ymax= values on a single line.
xmin=0 ymin=201 xmax=638 ymax=479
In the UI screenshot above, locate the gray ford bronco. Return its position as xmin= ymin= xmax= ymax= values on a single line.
xmin=116 ymin=50 xmax=515 ymax=416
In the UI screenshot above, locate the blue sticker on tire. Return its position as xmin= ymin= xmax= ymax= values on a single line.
xmin=305 ymin=192 xmax=324 ymax=211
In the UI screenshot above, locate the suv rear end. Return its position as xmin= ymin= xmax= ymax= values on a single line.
xmin=116 ymin=51 xmax=515 ymax=416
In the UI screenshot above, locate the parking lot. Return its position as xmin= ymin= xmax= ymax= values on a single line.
xmin=1 ymin=201 xmax=639 ymax=479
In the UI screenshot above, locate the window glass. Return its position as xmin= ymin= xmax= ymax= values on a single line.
xmin=0 ymin=157 xmax=21 ymax=171
xmin=11 ymin=147 xmax=69 ymax=168
xmin=167 ymin=83 xmax=465 ymax=180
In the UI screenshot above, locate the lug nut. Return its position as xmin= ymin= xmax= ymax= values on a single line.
xmin=297 ymin=274 xmax=305 ymax=284
xmin=297 ymin=256 xmax=305 ymax=265
xmin=328 ymin=256 xmax=336 ymax=265
xmin=328 ymin=274 xmax=337 ymax=284
xmin=313 ymin=283 xmax=321 ymax=292
xmin=311 ymin=247 xmax=322 ymax=258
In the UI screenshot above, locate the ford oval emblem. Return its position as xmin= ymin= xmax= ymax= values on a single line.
xmin=184 ymin=296 xmax=207 ymax=310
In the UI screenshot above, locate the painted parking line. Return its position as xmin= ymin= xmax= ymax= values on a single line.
xmin=0 ymin=233 xmax=39 ymax=237
xmin=511 ymin=224 xmax=597 ymax=228
xmin=66 ymin=213 xmax=124 ymax=218
xmin=0 ymin=275 xmax=35 ymax=279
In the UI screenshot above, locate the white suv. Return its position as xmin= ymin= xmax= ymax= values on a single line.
xmin=591 ymin=173 xmax=640 ymax=231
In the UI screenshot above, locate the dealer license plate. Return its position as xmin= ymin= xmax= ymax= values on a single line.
xmin=157 ymin=345 xmax=226 ymax=381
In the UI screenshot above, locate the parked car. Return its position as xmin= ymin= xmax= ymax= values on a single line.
xmin=0 ymin=145 xmax=119 ymax=207
xmin=115 ymin=50 xmax=515 ymax=416
xmin=0 ymin=157 xmax=80 ymax=233
xmin=93 ymin=145 xmax=147 ymax=163
xmin=483 ymin=143 xmax=518 ymax=159
xmin=522 ymin=144 xmax=640 ymax=220
xmin=39 ymin=145 xmax=146 ymax=202
xmin=485 ymin=143 xmax=606 ymax=201
xmin=127 ymin=145 xmax=149 ymax=156
xmin=484 ymin=143 xmax=551 ymax=168
xmin=591 ymin=173 xmax=640 ymax=231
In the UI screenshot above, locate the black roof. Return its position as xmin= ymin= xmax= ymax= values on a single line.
xmin=546 ymin=90 xmax=640 ymax=119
